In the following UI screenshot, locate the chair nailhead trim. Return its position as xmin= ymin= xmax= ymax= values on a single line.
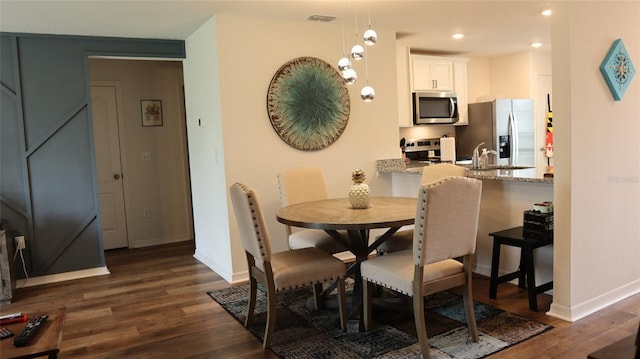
xmin=362 ymin=278 xmax=411 ymax=296
xmin=275 ymin=275 xmax=345 ymax=292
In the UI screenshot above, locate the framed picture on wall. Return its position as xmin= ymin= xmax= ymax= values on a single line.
xmin=141 ymin=100 xmax=163 ymax=127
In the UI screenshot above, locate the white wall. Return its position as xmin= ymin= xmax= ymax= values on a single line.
xmin=466 ymin=57 xmax=491 ymax=103
xmin=183 ymin=18 xmax=234 ymax=281
xmin=466 ymin=50 xmax=551 ymax=104
xmin=184 ymin=14 xmax=399 ymax=282
xmin=550 ymin=1 xmax=640 ymax=321
xmin=489 ymin=51 xmax=532 ymax=99
xmin=89 ymin=59 xmax=193 ymax=248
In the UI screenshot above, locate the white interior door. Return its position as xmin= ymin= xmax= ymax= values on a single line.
xmin=91 ymin=85 xmax=128 ymax=249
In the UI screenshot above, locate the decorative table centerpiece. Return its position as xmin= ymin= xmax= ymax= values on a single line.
xmin=349 ymin=169 xmax=370 ymax=209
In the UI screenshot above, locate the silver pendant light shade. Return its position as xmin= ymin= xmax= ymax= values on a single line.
xmin=351 ymin=44 xmax=365 ymax=60
xmin=363 ymin=29 xmax=377 ymax=46
xmin=360 ymin=86 xmax=375 ymax=101
xmin=338 ymin=57 xmax=351 ymax=71
xmin=342 ymin=68 xmax=357 ymax=84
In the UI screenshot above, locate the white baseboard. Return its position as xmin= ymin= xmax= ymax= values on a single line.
xmin=17 ymin=266 xmax=110 ymax=288
xmin=230 ymin=270 xmax=249 ymax=284
xmin=473 ymin=263 xmax=492 ymax=277
xmin=130 ymin=236 xmax=192 ymax=248
xmin=193 ymin=250 xmax=248 ymax=285
xmin=547 ymin=278 xmax=640 ymax=322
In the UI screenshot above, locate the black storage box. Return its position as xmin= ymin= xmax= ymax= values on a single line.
xmin=523 ymin=210 xmax=553 ymax=240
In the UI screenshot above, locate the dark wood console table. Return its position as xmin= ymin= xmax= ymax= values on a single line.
xmin=489 ymin=226 xmax=553 ymax=311
xmin=1 ymin=307 xmax=66 ymax=359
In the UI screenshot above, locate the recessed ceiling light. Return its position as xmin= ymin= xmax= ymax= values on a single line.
xmin=307 ymin=15 xmax=336 ymax=22
xmin=531 ymin=42 xmax=543 ymax=48
xmin=452 ymin=33 xmax=464 ymax=40
xmin=541 ymin=9 xmax=552 ymax=16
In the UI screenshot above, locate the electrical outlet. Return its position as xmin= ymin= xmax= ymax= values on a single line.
xmin=15 ymin=236 xmax=26 ymax=250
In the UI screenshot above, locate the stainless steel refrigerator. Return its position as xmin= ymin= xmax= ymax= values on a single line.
xmin=455 ymin=98 xmax=535 ymax=167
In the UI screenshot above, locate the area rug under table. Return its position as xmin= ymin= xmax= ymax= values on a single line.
xmin=208 ymin=283 xmax=552 ymax=359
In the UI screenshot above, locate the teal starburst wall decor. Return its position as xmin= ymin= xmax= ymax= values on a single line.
xmin=267 ymin=57 xmax=350 ymax=151
xmin=600 ymin=39 xmax=635 ymax=101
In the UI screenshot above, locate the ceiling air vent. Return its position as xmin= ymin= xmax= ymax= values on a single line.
xmin=307 ymin=15 xmax=336 ymax=22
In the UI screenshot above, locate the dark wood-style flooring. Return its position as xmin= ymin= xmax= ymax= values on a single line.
xmin=1 ymin=241 xmax=638 ymax=358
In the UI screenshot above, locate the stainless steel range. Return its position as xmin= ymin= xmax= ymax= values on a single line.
xmin=404 ymin=138 xmax=441 ymax=163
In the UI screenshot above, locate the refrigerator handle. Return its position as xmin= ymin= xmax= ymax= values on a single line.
xmin=508 ymin=112 xmax=519 ymax=165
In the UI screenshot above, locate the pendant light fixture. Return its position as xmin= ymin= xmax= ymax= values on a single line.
xmin=360 ymin=2 xmax=375 ymax=101
xmin=350 ymin=9 xmax=365 ymax=60
xmin=360 ymin=38 xmax=375 ymax=101
xmin=363 ymin=3 xmax=377 ymax=46
xmin=336 ymin=1 xmax=377 ymax=99
xmin=363 ymin=29 xmax=377 ymax=46
xmin=338 ymin=57 xmax=351 ymax=71
xmin=343 ymin=68 xmax=357 ymax=85
xmin=337 ymin=4 xmax=351 ymax=72
xmin=351 ymin=43 xmax=365 ymax=61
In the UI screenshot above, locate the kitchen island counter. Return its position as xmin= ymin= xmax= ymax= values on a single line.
xmin=377 ymin=158 xmax=553 ymax=184
xmin=377 ymin=158 xmax=554 ymax=291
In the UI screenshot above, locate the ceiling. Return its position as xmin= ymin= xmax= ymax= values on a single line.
xmin=0 ymin=1 xmax=553 ymax=57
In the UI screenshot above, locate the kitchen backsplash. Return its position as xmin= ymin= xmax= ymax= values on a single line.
xmin=399 ymin=124 xmax=455 ymax=143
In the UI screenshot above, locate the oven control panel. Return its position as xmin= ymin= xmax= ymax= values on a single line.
xmin=404 ymin=138 xmax=441 ymax=161
xmin=404 ymin=138 xmax=441 ymax=152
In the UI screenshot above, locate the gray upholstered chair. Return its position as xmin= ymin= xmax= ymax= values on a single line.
xmin=361 ymin=177 xmax=482 ymax=359
xmin=277 ymin=167 xmax=349 ymax=254
xmin=377 ymin=163 xmax=468 ymax=254
xmin=229 ymin=182 xmax=347 ymax=349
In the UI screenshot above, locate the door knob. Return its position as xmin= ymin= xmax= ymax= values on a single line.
xmin=114 ymin=174 xmax=121 ymax=180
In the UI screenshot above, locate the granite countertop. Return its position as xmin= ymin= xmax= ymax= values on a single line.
xmin=376 ymin=158 xmax=553 ymax=184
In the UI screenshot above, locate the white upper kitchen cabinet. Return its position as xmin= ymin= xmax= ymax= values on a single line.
xmin=397 ymin=46 xmax=413 ymax=127
xmin=411 ymin=56 xmax=454 ymax=91
xmin=398 ymin=50 xmax=469 ymax=127
xmin=453 ymin=60 xmax=469 ymax=126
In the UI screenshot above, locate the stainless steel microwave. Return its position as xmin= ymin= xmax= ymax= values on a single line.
xmin=412 ymin=92 xmax=459 ymax=125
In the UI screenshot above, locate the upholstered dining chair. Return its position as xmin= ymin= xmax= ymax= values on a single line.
xmin=361 ymin=177 xmax=482 ymax=359
xmin=229 ymin=182 xmax=347 ymax=349
xmin=377 ymin=163 xmax=468 ymax=254
xmin=277 ymin=167 xmax=349 ymax=254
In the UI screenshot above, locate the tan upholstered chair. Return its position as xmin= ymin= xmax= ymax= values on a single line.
xmin=277 ymin=167 xmax=348 ymax=254
xmin=377 ymin=163 xmax=468 ymax=254
xmin=419 ymin=163 xmax=467 ymax=185
xmin=229 ymin=182 xmax=347 ymax=349
xmin=361 ymin=177 xmax=482 ymax=359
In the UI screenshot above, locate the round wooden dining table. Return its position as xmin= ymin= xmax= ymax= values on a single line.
xmin=276 ymin=196 xmax=416 ymax=331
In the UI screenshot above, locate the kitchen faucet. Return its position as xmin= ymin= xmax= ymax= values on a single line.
xmin=472 ymin=142 xmax=485 ymax=169
xmin=485 ymin=149 xmax=498 ymax=166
